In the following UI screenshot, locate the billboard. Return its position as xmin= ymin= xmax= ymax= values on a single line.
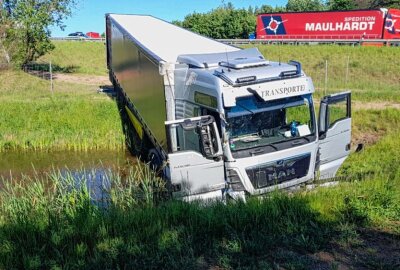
xmin=256 ymin=10 xmax=386 ymax=39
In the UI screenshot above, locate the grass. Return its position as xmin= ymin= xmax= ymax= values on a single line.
xmin=39 ymin=41 xmax=107 ymax=76
xmin=0 ymin=143 xmax=399 ymax=269
xmin=0 ymin=108 xmax=399 ymax=269
xmin=0 ymin=69 xmax=124 ymax=151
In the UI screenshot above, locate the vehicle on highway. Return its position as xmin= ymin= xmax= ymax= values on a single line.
xmin=67 ymin=32 xmax=89 ymax=39
xmin=86 ymin=32 xmax=101 ymax=39
xmin=106 ymin=14 xmax=352 ymax=201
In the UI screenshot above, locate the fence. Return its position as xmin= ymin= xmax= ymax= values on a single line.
xmin=218 ymin=38 xmax=400 ymax=46
xmin=23 ymin=61 xmax=54 ymax=94
xmin=51 ymin=37 xmax=106 ymax=42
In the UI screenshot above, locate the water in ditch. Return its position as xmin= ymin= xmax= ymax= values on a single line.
xmin=0 ymin=150 xmax=139 ymax=202
xmin=0 ymin=150 xmax=137 ymax=179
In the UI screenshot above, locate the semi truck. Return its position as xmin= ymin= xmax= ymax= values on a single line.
xmin=106 ymin=14 xmax=352 ymax=201
xmin=256 ymin=8 xmax=400 ymax=40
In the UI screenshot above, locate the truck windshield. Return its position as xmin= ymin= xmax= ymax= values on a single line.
xmin=225 ymin=95 xmax=315 ymax=152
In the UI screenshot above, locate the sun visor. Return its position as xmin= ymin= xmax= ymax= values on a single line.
xmin=248 ymin=77 xmax=314 ymax=101
xmin=223 ymin=77 xmax=314 ymax=107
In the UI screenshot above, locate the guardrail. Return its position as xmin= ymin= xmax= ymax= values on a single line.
xmin=219 ymin=39 xmax=400 ymax=46
xmin=51 ymin=37 xmax=106 ymax=42
xmin=50 ymin=37 xmax=399 ymax=46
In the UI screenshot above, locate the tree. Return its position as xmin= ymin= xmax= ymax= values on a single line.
xmin=328 ymin=0 xmax=356 ymax=10
xmin=255 ymin=4 xmax=275 ymax=14
xmin=175 ymin=3 xmax=256 ymax=39
xmin=369 ymin=0 xmax=400 ymax=8
xmin=354 ymin=0 xmax=400 ymax=8
xmin=286 ymin=0 xmax=325 ymax=11
xmin=1 ymin=0 xmax=76 ymax=67
xmin=0 ymin=0 xmax=12 ymax=63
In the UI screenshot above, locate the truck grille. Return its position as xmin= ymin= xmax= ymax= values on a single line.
xmin=246 ymin=153 xmax=311 ymax=189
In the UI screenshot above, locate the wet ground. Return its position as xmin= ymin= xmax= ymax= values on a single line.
xmin=0 ymin=150 xmax=136 ymax=180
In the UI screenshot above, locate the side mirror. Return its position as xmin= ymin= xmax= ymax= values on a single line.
xmin=197 ymin=124 xmax=219 ymax=159
xmin=319 ymin=102 xmax=328 ymax=139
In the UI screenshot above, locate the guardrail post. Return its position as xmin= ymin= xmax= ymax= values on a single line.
xmin=324 ymin=60 xmax=328 ymax=96
xmin=345 ymin=55 xmax=349 ymax=88
xmin=50 ymin=61 xmax=54 ymax=95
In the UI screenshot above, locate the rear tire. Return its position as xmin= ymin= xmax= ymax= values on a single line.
xmin=115 ymin=87 xmax=148 ymax=158
xmin=148 ymin=148 xmax=163 ymax=172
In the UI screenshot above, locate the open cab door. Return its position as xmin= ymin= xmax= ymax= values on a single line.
xmin=165 ymin=115 xmax=225 ymax=201
xmin=318 ymin=91 xmax=351 ymax=179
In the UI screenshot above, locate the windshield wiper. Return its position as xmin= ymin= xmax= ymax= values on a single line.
xmin=237 ymin=103 xmax=255 ymax=116
xmin=249 ymin=144 xmax=278 ymax=156
xmin=239 ymin=135 xmax=261 ymax=143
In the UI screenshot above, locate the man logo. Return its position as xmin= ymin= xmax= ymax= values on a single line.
xmin=261 ymin=16 xmax=287 ymax=35
xmin=268 ymin=168 xmax=296 ymax=182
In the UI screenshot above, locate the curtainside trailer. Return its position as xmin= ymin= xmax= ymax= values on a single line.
xmin=256 ymin=8 xmax=400 ymax=40
xmin=106 ymin=14 xmax=353 ymax=201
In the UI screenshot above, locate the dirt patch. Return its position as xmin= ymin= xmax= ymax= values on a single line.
xmin=352 ymin=101 xmax=400 ymax=110
xmin=315 ymin=99 xmax=400 ymax=111
xmin=352 ymin=131 xmax=384 ymax=146
xmin=328 ymin=228 xmax=400 ymax=269
xmin=54 ymin=73 xmax=110 ymax=85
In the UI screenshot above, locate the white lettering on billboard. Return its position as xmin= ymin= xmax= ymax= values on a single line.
xmin=304 ymin=16 xmax=376 ymax=32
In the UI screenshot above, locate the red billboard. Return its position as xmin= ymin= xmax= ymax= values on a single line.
xmin=256 ymin=10 xmax=386 ymax=40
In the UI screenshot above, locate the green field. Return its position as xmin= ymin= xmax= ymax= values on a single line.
xmin=2 ymin=42 xmax=399 ymax=151
xmin=0 ymin=42 xmax=399 ymax=269
xmin=0 ymin=58 xmax=124 ymax=152
xmin=39 ymin=41 xmax=108 ymax=76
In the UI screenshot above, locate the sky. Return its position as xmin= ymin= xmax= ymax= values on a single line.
xmin=51 ymin=0 xmax=285 ymax=37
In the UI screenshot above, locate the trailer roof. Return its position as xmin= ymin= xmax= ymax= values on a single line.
xmin=109 ymin=14 xmax=239 ymax=63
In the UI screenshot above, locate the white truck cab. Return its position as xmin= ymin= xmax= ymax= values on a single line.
xmin=166 ymin=48 xmax=351 ymax=199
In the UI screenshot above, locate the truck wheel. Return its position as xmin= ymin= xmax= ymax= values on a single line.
xmin=148 ymin=148 xmax=163 ymax=173
xmin=123 ymin=116 xmax=148 ymax=158
xmin=115 ymin=89 xmax=145 ymax=157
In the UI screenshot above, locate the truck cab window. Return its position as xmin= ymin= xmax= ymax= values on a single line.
xmin=168 ymin=117 xmax=220 ymax=156
xmin=328 ymin=96 xmax=349 ymax=128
